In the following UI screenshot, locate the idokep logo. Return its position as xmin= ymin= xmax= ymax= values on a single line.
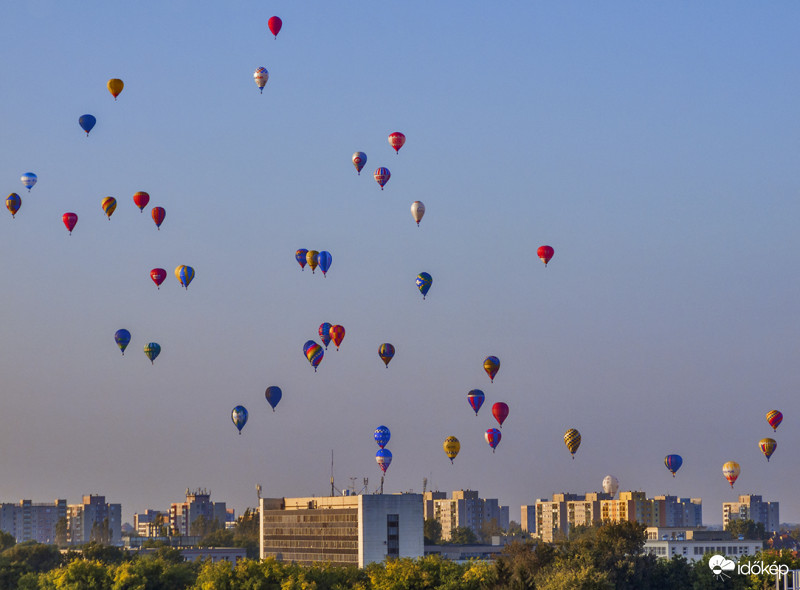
xmin=708 ymin=554 xmax=790 ymax=580
xmin=709 ymin=555 xmax=735 ymax=580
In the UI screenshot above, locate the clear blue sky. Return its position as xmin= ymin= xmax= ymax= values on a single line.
xmin=1 ymin=1 xmax=799 ymax=526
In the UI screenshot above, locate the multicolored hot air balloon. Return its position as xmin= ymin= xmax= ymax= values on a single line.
xmin=175 ymin=265 xmax=195 ymax=290
xmin=101 ymin=197 xmax=116 ymax=219
xmin=133 ymin=191 xmax=150 ymax=212
xmin=265 ymin=386 xmax=282 ymax=412
xmin=443 ymin=436 xmax=460 ymax=464
xmin=62 ymin=212 xmax=78 ymax=235
xmin=374 ymin=425 xmax=391 ymax=449
xmin=664 ymin=454 xmax=683 ymax=477
xmin=722 ymin=461 xmax=740 ymax=488
xmin=144 ymin=342 xmax=161 ymax=364
xmin=411 ymin=201 xmax=425 ymax=226
xmin=296 ymin=249 xmax=309 ymax=271
xmin=329 ymin=325 xmax=345 ymax=350
xmin=305 ymin=341 xmax=323 ymax=371
xmin=151 ymin=207 xmax=165 ymax=230
xmin=303 ymin=340 xmax=316 ymax=355
xmin=232 ymin=405 xmax=248 ymax=435
xmin=79 ymin=114 xmax=96 ymax=136
xmin=21 ymin=173 xmax=37 ymax=192
xmin=416 ymin=272 xmax=432 ymax=299
xmin=537 ymin=245 xmax=554 ymax=266
xmin=564 ymin=428 xmax=581 ymax=459
xmin=374 ymin=167 xmax=390 ymax=190
xmin=318 ymin=323 xmax=333 ymax=349
xmin=352 ymin=152 xmax=367 ymax=175
xmin=759 ymin=438 xmax=777 ymax=462
xmin=378 ymin=343 xmax=395 ymax=367
xmin=150 ymin=268 xmax=167 ymax=289
xmin=114 ymin=329 xmax=131 ymax=355
xmin=306 ymin=250 xmax=319 ymax=274
xmin=6 ymin=193 xmax=21 ymax=218
xmin=376 ymin=448 xmax=392 ymax=474
xmin=107 ymin=78 xmax=124 ymax=100
xmin=766 ymin=410 xmax=783 ymax=431
xmin=483 ymin=356 xmax=500 ymax=382
xmin=388 ymin=132 xmax=406 ymax=154
xmin=268 ymin=16 xmax=282 ymax=38
xmin=467 ymin=390 xmax=485 ymax=416
xmin=485 ymin=428 xmax=501 ymax=453
xmin=318 ymin=251 xmax=332 ymax=277
xmin=492 ymin=402 xmax=509 ymax=428
xmin=254 ymin=67 xmax=269 ymax=93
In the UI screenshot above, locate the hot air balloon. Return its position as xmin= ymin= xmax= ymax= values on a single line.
xmin=766 ymin=410 xmax=783 ymax=431
xmin=6 ymin=193 xmax=21 ymax=218
xmin=107 ymin=78 xmax=124 ymax=100
xmin=329 ymin=325 xmax=345 ymax=350
xmin=265 ymin=386 xmax=282 ymax=412
xmin=416 ymin=272 xmax=432 ymax=299
xmin=722 ymin=461 xmax=740 ymax=488
xmin=144 ymin=342 xmax=161 ymax=364
xmin=62 ymin=212 xmax=78 ymax=234
xmin=411 ymin=201 xmax=425 ymax=226
xmin=485 ymin=428 xmax=501 ymax=453
xmin=175 ymin=265 xmax=195 ymax=290
xmin=318 ymin=323 xmax=333 ymax=349
xmin=268 ymin=16 xmax=282 ymax=38
xmin=20 ymin=173 xmax=36 ymax=192
xmin=133 ymin=191 xmax=150 ymax=212
xmin=306 ymin=250 xmax=319 ymax=274
xmin=352 ymin=152 xmax=367 ymax=175
xmin=101 ymin=197 xmax=116 ymax=219
xmin=303 ymin=340 xmax=316 ymax=356
xmin=374 ymin=167 xmax=391 ymax=190
xmin=443 ymin=436 xmax=460 ymax=464
xmin=295 ymin=249 xmax=308 ymax=271
xmin=305 ymin=342 xmax=324 ymax=371
xmin=150 ymin=268 xmax=167 ymax=289
xmin=378 ymin=343 xmax=395 ymax=367
xmin=664 ymin=454 xmax=683 ymax=477
xmin=318 ymin=251 xmax=332 ymax=277
xmin=483 ymin=356 xmax=500 ymax=382
xmin=254 ymin=67 xmax=269 ymax=93
xmin=114 ymin=329 xmax=131 ymax=355
xmin=492 ymin=402 xmax=509 ymax=428
xmin=388 ymin=132 xmax=406 ymax=154
xmin=79 ymin=114 xmax=96 ymax=136
xmin=602 ymin=475 xmax=619 ymax=497
xmin=374 ymin=426 xmax=390 ymax=449
xmin=467 ymin=390 xmax=485 ymax=416
xmin=232 ymin=405 xmax=248 ymax=435
xmin=151 ymin=207 xmax=165 ymax=230
xmin=564 ymin=428 xmax=581 ymax=459
xmin=537 ymin=245 xmax=554 ymax=266
xmin=759 ymin=438 xmax=777 ymax=462
xmin=376 ymin=448 xmax=392 ymax=474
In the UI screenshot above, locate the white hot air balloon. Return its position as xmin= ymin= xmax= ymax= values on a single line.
xmin=602 ymin=475 xmax=619 ymax=497
xmin=254 ymin=67 xmax=269 ymax=93
xmin=411 ymin=201 xmax=425 ymax=226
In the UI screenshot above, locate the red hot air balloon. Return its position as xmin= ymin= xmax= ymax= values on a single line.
xmin=766 ymin=410 xmax=783 ymax=431
xmin=329 ymin=325 xmax=345 ymax=350
xmin=151 ymin=207 xmax=165 ymax=230
xmin=150 ymin=268 xmax=167 ymax=289
xmin=62 ymin=212 xmax=78 ymax=234
xmin=133 ymin=191 xmax=150 ymax=212
xmin=268 ymin=16 xmax=282 ymax=39
xmin=388 ymin=132 xmax=406 ymax=154
xmin=492 ymin=402 xmax=509 ymax=428
xmin=537 ymin=245 xmax=554 ymax=266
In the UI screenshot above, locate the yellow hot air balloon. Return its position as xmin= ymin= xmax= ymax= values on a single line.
xmin=564 ymin=428 xmax=581 ymax=459
xmin=306 ymin=250 xmax=319 ymax=274
xmin=759 ymin=438 xmax=777 ymax=462
xmin=107 ymin=78 xmax=124 ymax=100
xmin=101 ymin=196 xmax=117 ymax=219
xmin=722 ymin=461 xmax=740 ymax=488
xmin=443 ymin=436 xmax=460 ymax=464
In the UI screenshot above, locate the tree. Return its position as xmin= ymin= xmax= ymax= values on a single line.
xmin=0 ymin=531 xmax=15 ymax=552
xmin=55 ymin=517 xmax=68 ymax=547
xmin=479 ymin=517 xmax=505 ymax=543
xmin=2 ymin=542 xmax=62 ymax=573
xmin=189 ymin=515 xmax=221 ymax=538
xmin=424 ymin=518 xmax=442 ymax=545
xmin=725 ymin=518 xmax=768 ymax=541
xmin=198 ymin=528 xmax=234 ymax=547
xmin=449 ymin=526 xmax=478 ymax=545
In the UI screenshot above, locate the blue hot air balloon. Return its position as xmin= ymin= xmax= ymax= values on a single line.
xmin=20 ymin=173 xmax=37 ymax=192
xmin=265 ymin=386 xmax=282 ymax=412
xmin=374 ymin=425 xmax=391 ymax=449
xmin=376 ymin=448 xmax=392 ymax=474
xmin=467 ymin=389 xmax=485 ymax=416
xmin=416 ymin=272 xmax=432 ymax=299
xmin=79 ymin=114 xmax=96 ymax=136
xmin=664 ymin=454 xmax=683 ymax=477
xmin=114 ymin=329 xmax=131 ymax=356
xmin=232 ymin=405 xmax=248 ymax=434
xmin=318 ymin=251 xmax=332 ymax=277
xmin=144 ymin=342 xmax=161 ymax=364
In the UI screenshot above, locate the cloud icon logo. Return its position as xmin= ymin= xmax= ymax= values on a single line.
xmin=709 ymin=554 xmax=735 ymax=579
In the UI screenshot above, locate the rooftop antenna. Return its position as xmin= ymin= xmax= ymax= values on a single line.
xmin=256 ymin=484 xmax=262 ymax=500
xmin=423 ymin=477 xmax=428 ymax=495
xmin=330 ymin=450 xmax=335 ymax=497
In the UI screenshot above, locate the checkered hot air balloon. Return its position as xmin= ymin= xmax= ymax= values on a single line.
xmin=564 ymin=428 xmax=581 ymax=459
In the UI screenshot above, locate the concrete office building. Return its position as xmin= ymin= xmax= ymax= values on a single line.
xmin=259 ymin=493 xmax=423 ymax=567
xmin=644 ymin=527 xmax=763 ymax=562
xmin=723 ymin=495 xmax=779 ymax=533
xmin=67 ymin=495 xmax=122 ymax=546
xmin=0 ymin=499 xmax=67 ymax=544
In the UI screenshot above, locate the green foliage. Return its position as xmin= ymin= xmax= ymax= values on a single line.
xmin=66 ymin=542 xmax=128 ymax=565
xmin=367 ymin=555 xmax=488 ymax=590
xmin=478 ymin=518 xmax=505 ymax=544
xmin=725 ymin=519 xmax=768 ymax=541
xmin=0 ymin=530 xmax=15 ymax=552
xmin=2 ymin=542 xmax=63 ymax=573
xmin=448 ymin=527 xmax=478 ymax=545
xmin=190 ymin=515 xmax=223 ymax=538
xmin=424 ymin=519 xmax=442 ymax=545
xmin=39 ymin=559 xmax=112 ymax=590
xmin=198 ymin=529 xmax=235 ymax=547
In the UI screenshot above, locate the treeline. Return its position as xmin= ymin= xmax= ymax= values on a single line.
xmin=1 ymin=521 xmax=798 ymax=589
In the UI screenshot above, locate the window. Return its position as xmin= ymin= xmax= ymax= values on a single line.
xmin=387 ymin=514 xmax=399 ymax=557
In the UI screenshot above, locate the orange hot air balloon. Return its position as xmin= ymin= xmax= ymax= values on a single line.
xmin=133 ymin=191 xmax=150 ymax=212
xmin=107 ymin=78 xmax=124 ymax=100
xmin=388 ymin=132 xmax=406 ymax=154
xmin=537 ymin=245 xmax=554 ymax=266
xmin=766 ymin=410 xmax=782 ymax=431
xmin=151 ymin=206 xmax=165 ymax=230
xmin=722 ymin=461 xmax=740 ymax=488
xmin=329 ymin=325 xmax=346 ymax=350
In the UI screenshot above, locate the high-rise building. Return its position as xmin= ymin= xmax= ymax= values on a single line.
xmin=430 ymin=490 xmax=509 ymax=541
xmin=422 ymin=491 xmax=447 ymax=521
xmin=723 ymin=495 xmax=779 ymax=533
xmin=67 ymin=495 xmax=122 ymax=546
xmin=169 ymin=488 xmax=227 ymax=536
xmin=0 ymin=500 xmax=67 ymax=544
xmin=133 ymin=509 xmax=169 ymax=538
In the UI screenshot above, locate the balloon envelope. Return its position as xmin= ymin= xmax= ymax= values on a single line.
xmin=722 ymin=461 xmax=740 ymax=488
xmin=150 ymin=268 xmax=167 ymax=288
xmin=483 ymin=356 xmax=500 ymax=382
xmin=411 ymin=201 xmax=425 ymax=226
xmin=114 ymin=329 xmax=131 ymax=355
xmin=352 ymin=152 xmax=367 ymax=175
xmin=303 ymin=340 xmax=316 ymax=356
xmin=374 ymin=167 xmax=391 ymax=190
xmin=492 ymin=402 xmax=509 ymax=427
xmin=443 ymin=436 xmax=460 ymax=464
xmin=537 ymin=245 xmax=554 ymax=266
xmin=467 ymin=390 xmax=485 ymax=415
xmin=318 ymin=251 xmax=332 ymax=276
xmin=306 ymin=343 xmax=324 ymax=371
xmin=602 ymin=475 xmax=619 ymax=496
xmin=268 ymin=16 xmax=282 ymax=38
xmin=101 ymin=197 xmax=116 ymax=219
xmin=318 ymin=323 xmax=333 ymax=348
xmin=295 ymin=249 xmax=308 ymax=270
xmin=232 ymin=405 xmax=248 ymax=434
xmin=21 ymin=173 xmax=37 ymax=191
xmin=374 ymin=426 xmax=391 ymax=449
xmin=485 ymin=428 xmax=501 ymax=452
xmin=416 ymin=272 xmax=432 ymax=299
xmin=564 ymin=428 xmax=581 ymax=457
xmin=144 ymin=342 xmax=161 ymax=364
xmin=329 ymin=325 xmax=345 ymax=350
xmin=265 ymin=386 xmax=282 ymax=411
xmin=254 ymin=67 xmax=269 ymax=93
xmin=175 ymin=265 xmax=195 ymax=289
xmin=378 ymin=343 xmax=395 ymax=367
xmin=306 ymin=250 xmax=319 ymax=273
xmin=133 ymin=191 xmax=150 ymax=211
xmin=62 ymin=212 xmax=78 ymax=234
xmin=766 ymin=410 xmax=783 ymax=431
xmin=664 ymin=454 xmax=683 ymax=477
xmin=79 ymin=114 xmax=96 ymax=135
xmin=376 ymin=448 xmax=392 ymax=474
xmin=107 ymin=78 xmax=124 ymax=99
xmin=6 ymin=193 xmax=21 ymax=217
xmin=151 ymin=207 xmax=165 ymax=229
xmin=388 ymin=132 xmax=406 ymax=153
xmin=759 ymin=438 xmax=776 ymax=462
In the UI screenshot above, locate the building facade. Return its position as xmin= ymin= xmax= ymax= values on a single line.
xmin=169 ymin=488 xmax=227 ymax=536
xmin=722 ymin=495 xmax=779 ymax=533
xmin=67 ymin=495 xmax=122 ymax=546
xmin=644 ymin=527 xmax=763 ymax=562
xmin=133 ymin=509 xmax=169 ymax=538
xmin=259 ymin=493 xmax=423 ymax=567
xmin=0 ymin=500 xmax=67 ymax=544
xmin=430 ymin=490 xmax=509 ymax=541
